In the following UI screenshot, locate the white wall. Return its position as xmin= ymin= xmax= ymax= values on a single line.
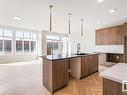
xmin=69 ymin=27 xmax=124 ymax=54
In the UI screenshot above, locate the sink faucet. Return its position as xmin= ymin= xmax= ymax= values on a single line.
xmin=77 ymin=43 xmax=81 ymax=54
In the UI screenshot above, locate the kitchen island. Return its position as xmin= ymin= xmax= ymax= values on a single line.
xmin=42 ymin=53 xmax=98 ymax=94
xmin=100 ymin=63 xmax=127 ymax=95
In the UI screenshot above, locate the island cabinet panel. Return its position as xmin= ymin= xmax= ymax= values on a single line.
xmin=81 ymin=56 xmax=90 ymax=77
xmin=81 ymin=54 xmax=98 ymax=78
xmin=43 ymin=58 xmax=69 ymax=94
xmin=103 ymin=78 xmax=123 ymax=95
xmin=52 ymin=59 xmax=69 ymax=91
xmin=70 ymin=57 xmax=81 ymax=79
xmin=91 ymin=55 xmax=98 ymax=72
xmin=43 ymin=58 xmax=52 ymax=93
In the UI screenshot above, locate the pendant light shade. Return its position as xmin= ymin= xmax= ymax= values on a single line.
xmin=81 ymin=19 xmax=84 ymax=36
xmin=68 ymin=13 xmax=72 ymax=34
xmin=49 ymin=5 xmax=53 ymax=31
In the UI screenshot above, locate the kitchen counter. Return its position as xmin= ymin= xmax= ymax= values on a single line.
xmin=41 ymin=53 xmax=98 ymax=61
xmin=100 ymin=63 xmax=127 ymax=83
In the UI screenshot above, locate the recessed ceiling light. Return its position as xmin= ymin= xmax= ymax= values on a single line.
xmin=97 ymin=0 xmax=104 ymax=3
xmin=13 ymin=16 xmax=22 ymax=20
xmin=97 ymin=21 xmax=103 ymax=24
xmin=109 ymin=9 xmax=117 ymax=13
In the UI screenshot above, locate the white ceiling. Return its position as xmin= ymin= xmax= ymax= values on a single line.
xmin=0 ymin=0 xmax=127 ymax=33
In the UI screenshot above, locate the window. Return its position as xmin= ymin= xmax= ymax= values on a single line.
xmin=47 ymin=36 xmax=60 ymax=55
xmin=31 ymin=33 xmax=37 ymax=52
xmin=16 ymin=31 xmax=23 ymax=53
xmin=16 ymin=31 xmax=37 ymax=53
xmin=46 ymin=35 xmax=69 ymax=55
xmin=0 ymin=29 xmax=12 ymax=54
xmin=0 ymin=27 xmax=38 ymax=55
xmin=62 ymin=37 xmax=69 ymax=54
xmin=0 ymin=29 xmax=3 ymax=53
xmin=4 ymin=29 xmax=12 ymax=54
xmin=24 ymin=32 xmax=30 ymax=53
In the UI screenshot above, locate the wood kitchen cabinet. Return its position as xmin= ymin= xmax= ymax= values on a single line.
xmin=81 ymin=56 xmax=90 ymax=77
xmin=70 ymin=57 xmax=81 ymax=79
xmin=103 ymin=78 xmax=125 ymax=95
xmin=43 ymin=58 xmax=69 ymax=93
xmin=70 ymin=54 xmax=98 ymax=79
xmin=81 ymin=54 xmax=98 ymax=78
xmin=52 ymin=59 xmax=69 ymax=91
xmin=96 ymin=26 xmax=122 ymax=45
xmin=96 ymin=23 xmax=127 ymax=45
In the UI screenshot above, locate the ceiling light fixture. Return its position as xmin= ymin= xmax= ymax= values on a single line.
xmin=68 ymin=13 xmax=72 ymax=34
xmin=13 ymin=16 xmax=22 ymax=20
xmin=97 ymin=0 xmax=104 ymax=3
xmin=97 ymin=21 xmax=103 ymax=24
xmin=49 ymin=5 xmax=53 ymax=31
xmin=81 ymin=19 xmax=84 ymax=36
xmin=109 ymin=9 xmax=117 ymax=13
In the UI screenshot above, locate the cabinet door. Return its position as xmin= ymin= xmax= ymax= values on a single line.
xmin=88 ymin=55 xmax=98 ymax=74
xmin=103 ymin=78 xmax=122 ymax=95
xmin=81 ymin=56 xmax=89 ymax=77
xmin=70 ymin=57 xmax=81 ymax=79
xmin=114 ymin=26 xmax=123 ymax=44
xmin=52 ymin=59 xmax=69 ymax=91
xmin=96 ymin=30 xmax=102 ymax=45
xmin=89 ymin=56 xmax=94 ymax=74
xmin=92 ymin=55 xmax=98 ymax=72
xmin=96 ymin=25 xmax=124 ymax=45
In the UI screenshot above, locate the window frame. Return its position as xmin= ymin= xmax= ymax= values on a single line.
xmin=0 ymin=28 xmax=13 ymax=55
xmin=46 ymin=35 xmax=69 ymax=55
xmin=15 ymin=31 xmax=37 ymax=55
xmin=0 ymin=27 xmax=38 ymax=56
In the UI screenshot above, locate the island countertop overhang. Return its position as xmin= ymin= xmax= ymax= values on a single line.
xmin=40 ymin=53 xmax=98 ymax=61
xmin=100 ymin=63 xmax=127 ymax=83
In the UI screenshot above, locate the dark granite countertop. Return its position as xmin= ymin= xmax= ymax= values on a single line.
xmin=40 ymin=53 xmax=98 ymax=61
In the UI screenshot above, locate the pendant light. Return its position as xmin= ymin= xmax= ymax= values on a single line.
xmin=49 ymin=5 xmax=53 ymax=31
xmin=68 ymin=13 xmax=72 ymax=34
xmin=81 ymin=19 xmax=84 ymax=36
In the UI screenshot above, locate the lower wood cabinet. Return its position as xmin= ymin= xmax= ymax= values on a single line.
xmin=81 ymin=54 xmax=98 ymax=78
xmin=70 ymin=57 xmax=81 ymax=79
xmin=70 ymin=54 xmax=98 ymax=79
xmin=81 ymin=56 xmax=89 ymax=77
xmin=103 ymin=78 xmax=127 ymax=95
xmin=52 ymin=59 xmax=69 ymax=91
xmin=43 ymin=58 xmax=69 ymax=94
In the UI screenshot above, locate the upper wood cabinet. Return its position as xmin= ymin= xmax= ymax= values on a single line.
xmin=96 ymin=23 xmax=127 ymax=45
